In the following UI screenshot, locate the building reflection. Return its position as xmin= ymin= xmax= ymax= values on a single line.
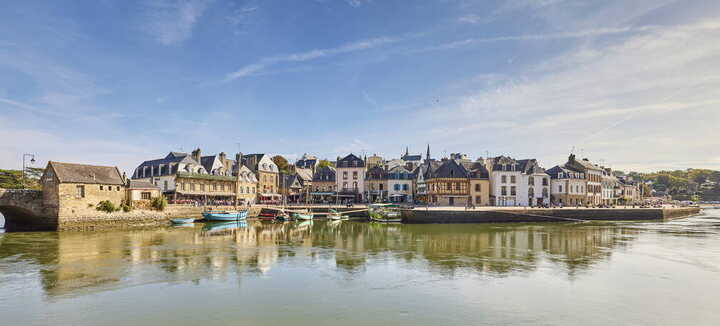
xmin=0 ymin=221 xmax=641 ymax=298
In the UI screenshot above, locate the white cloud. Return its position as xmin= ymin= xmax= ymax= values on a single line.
xmin=411 ymin=19 xmax=720 ymax=171
xmin=224 ymin=36 xmax=401 ymax=81
xmin=142 ymin=0 xmax=211 ymax=45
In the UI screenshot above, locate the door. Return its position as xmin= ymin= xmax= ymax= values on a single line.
xmin=449 ymin=197 xmax=454 ymax=206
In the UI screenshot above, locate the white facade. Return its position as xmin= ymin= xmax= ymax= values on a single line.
xmin=490 ymin=170 xmax=522 ymax=206
xmin=519 ymin=172 xmax=551 ymax=206
xmin=337 ymin=166 xmax=365 ymax=195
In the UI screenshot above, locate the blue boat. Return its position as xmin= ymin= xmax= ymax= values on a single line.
xmin=202 ymin=210 xmax=248 ymax=221
xmin=202 ymin=221 xmax=248 ymax=232
xmin=171 ymin=218 xmax=196 ymax=224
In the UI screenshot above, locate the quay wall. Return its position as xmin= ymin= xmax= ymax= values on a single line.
xmin=402 ymin=207 xmax=702 ymax=224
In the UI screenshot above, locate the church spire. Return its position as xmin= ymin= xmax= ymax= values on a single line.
xmin=426 ymin=144 xmax=430 ymax=161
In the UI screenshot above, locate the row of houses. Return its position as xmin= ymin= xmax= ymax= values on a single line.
xmin=127 ymin=146 xmax=642 ymax=207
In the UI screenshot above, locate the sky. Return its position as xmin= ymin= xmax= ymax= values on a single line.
xmin=1 ymin=0 xmax=719 ymax=174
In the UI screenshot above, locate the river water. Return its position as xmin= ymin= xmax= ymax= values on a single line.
xmin=1 ymin=210 xmax=719 ymax=325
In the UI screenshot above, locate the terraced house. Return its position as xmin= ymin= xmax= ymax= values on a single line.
xmin=546 ymin=165 xmax=587 ymax=206
xmin=564 ymin=154 xmax=604 ymax=206
xmin=336 ymin=154 xmax=365 ymax=202
xmin=242 ymin=153 xmax=280 ymax=204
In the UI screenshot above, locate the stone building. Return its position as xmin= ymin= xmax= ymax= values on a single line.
xmin=546 ymin=165 xmax=587 ymax=206
xmin=41 ymin=161 xmax=127 ymax=217
xmin=517 ymin=159 xmax=551 ymax=207
xmin=132 ymin=150 xmax=257 ymax=205
xmin=127 ymin=180 xmax=161 ymax=204
xmin=365 ymin=166 xmax=387 ymax=203
xmin=601 ymin=168 xmax=618 ymax=206
xmin=243 ymin=153 xmax=280 ymax=204
xmin=461 ymin=161 xmax=490 ymax=206
xmin=366 ymin=154 xmax=384 ymax=169
xmin=564 ymin=154 xmax=603 ymax=206
xmin=336 ymin=154 xmax=366 ymax=203
xmin=236 ymin=164 xmax=258 ymax=205
xmin=278 ymin=174 xmax=303 ymax=204
xmin=311 ymin=166 xmax=337 ymax=203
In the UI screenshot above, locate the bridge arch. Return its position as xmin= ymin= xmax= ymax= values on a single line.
xmin=0 ymin=189 xmax=55 ymax=231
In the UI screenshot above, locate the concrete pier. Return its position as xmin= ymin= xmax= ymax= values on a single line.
xmin=401 ymin=207 xmax=702 ymax=224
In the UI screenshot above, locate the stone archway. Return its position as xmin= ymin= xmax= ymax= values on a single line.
xmin=0 ymin=205 xmax=51 ymax=230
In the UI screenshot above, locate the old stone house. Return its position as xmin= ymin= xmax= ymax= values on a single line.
xmin=365 ymin=166 xmax=387 ymax=203
xmin=311 ymin=166 xmax=336 ymax=203
xmin=564 ymin=154 xmax=603 ymax=206
xmin=41 ymin=161 xmax=127 ymax=217
xmin=243 ymin=153 xmax=280 ymax=204
xmin=461 ymin=161 xmax=490 ymax=206
xmin=546 ymin=165 xmax=587 ymax=206
xmin=128 ymin=180 xmax=161 ymax=202
xmin=426 ymin=159 xmax=470 ymax=206
xmin=336 ymin=154 xmax=365 ymax=202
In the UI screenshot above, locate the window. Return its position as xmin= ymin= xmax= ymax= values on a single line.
xmin=455 ymin=183 xmax=461 ymax=191
xmin=201 ymin=184 xmax=205 ymax=192
xmin=402 ymin=184 xmax=409 ymax=191
xmin=475 ymin=184 xmax=480 ymax=192
xmin=343 ymin=182 xmax=348 ymax=189
xmin=446 ymin=182 xmax=451 ymax=191
xmin=190 ymin=183 xmax=195 ymax=191
xmin=542 ymin=178 xmax=548 ymax=186
xmin=511 ymin=186 xmax=516 ymax=196
xmin=213 ymin=184 xmax=217 ymax=191
xmin=353 ymin=182 xmax=358 ymax=189
xmin=501 ymin=175 xmax=507 ymax=183
xmin=529 ymin=177 xmax=534 ymax=186
xmin=100 ymin=185 xmax=104 ymax=190
xmin=76 ymin=185 xmax=85 ymax=198
xmin=221 ymin=184 xmax=225 ymax=191
xmin=394 ymin=184 xmax=400 ymax=191
xmin=501 ymin=186 xmax=507 ymax=196
xmin=117 ymin=186 xmax=120 ymax=191
xmin=343 ymin=171 xmax=348 ymax=180
xmin=353 ymin=171 xmax=358 ymax=180
xmin=510 ymin=176 xmax=516 ymax=183
xmin=379 ymin=184 xmax=384 ymax=191
xmin=141 ymin=192 xmax=151 ymax=200
xmin=529 ymin=188 xmax=534 ymax=197
xmin=164 ymin=180 xmax=168 ymax=191
xmin=476 ymin=196 xmax=481 ymax=204
xmin=559 ymin=185 xmax=563 ymax=193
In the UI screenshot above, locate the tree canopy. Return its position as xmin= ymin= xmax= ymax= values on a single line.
xmin=0 ymin=167 xmax=44 ymax=190
xmin=271 ymin=155 xmax=291 ymax=174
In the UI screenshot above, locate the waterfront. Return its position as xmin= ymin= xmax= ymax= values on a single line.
xmin=1 ymin=211 xmax=719 ymax=325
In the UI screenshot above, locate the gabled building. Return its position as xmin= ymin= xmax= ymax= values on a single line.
xmin=426 ymin=159 xmax=470 ymax=206
xmin=365 ymin=166 xmax=387 ymax=203
xmin=517 ymin=159 xmax=550 ymax=207
xmin=461 ymin=161 xmax=490 ymax=206
xmin=295 ymin=153 xmax=319 ymax=172
xmin=485 ymin=156 xmax=522 ymax=206
xmin=41 ymin=161 xmax=127 ymax=217
xmin=546 ymin=165 xmax=587 ymax=206
xmin=387 ymin=165 xmax=414 ymax=203
xmin=311 ymin=166 xmax=337 ymax=203
xmin=564 ymin=154 xmax=604 ymax=206
xmin=413 ymin=159 xmax=441 ymax=204
xmin=243 ymin=153 xmax=280 ymax=204
xmin=278 ymin=174 xmax=304 ymax=204
xmin=336 ymin=154 xmax=366 ymax=202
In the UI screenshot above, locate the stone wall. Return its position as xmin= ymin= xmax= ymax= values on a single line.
xmin=402 ymin=207 xmax=702 ymax=224
xmin=57 ymin=183 xmax=127 ymax=219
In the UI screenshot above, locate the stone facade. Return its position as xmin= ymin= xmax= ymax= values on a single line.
xmin=468 ymin=179 xmax=490 ymax=206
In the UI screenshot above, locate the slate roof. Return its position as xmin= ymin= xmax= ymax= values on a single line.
xmin=488 ymin=156 xmax=519 ymax=171
xmin=49 ymin=161 xmax=125 ymax=185
xmin=545 ymin=165 xmax=580 ymax=179
xmin=564 ymin=154 xmax=603 ymax=172
xmin=366 ymin=166 xmax=386 ymax=180
xmin=460 ymin=161 xmax=489 ymax=179
xmin=517 ymin=159 xmax=546 ymax=174
xmin=401 ymin=154 xmax=422 ymax=161
xmin=337 ymin=153 xmax=365 ymax=168
xmin=312 ymin=166 xmax=336 ymax=182
xmin=294 ymin=168 xmax=314 ymax=182
xmin=387 ymin=166 xmax=414 ymax=180
xmin=129 ymin=180 xmax=160 ymax=189
xmin=133 ymin=152 xmax=201 ymax=178
xmin=430 ymin=160 xmax=468 ymax=179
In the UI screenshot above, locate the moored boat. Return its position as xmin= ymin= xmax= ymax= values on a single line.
xmin=171 ymin=218 xmax=196 ymax=224
xmin=326 ymin=209 xmax=348 ymax=220
xmin=368 ymin=204 xmax=402 ymax=223
xmin=292 ymin=212 xmax=314 ymax=220
xmin=202 ymin=209 xmax=248 ymax=221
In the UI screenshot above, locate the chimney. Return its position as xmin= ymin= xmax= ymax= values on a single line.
xmin=219 ymin=152 xmax=227 ymax=169
xmin=191 ymin=148 xmax=201 ymax=163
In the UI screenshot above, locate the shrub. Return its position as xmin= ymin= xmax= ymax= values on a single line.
xmin=151 ymin=196 xmax=168 ymax=211
xmin=121 ymin=203 xmax=132 ymax=212
xmin=96 ymin=200 xmax=119 ymax=213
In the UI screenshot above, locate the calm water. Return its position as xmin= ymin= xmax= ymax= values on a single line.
xmin=1 ymin=211 xmax=719 ymax=326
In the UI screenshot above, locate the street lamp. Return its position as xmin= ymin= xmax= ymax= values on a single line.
xmin=22 ymin=154 xmax=36 ymax=189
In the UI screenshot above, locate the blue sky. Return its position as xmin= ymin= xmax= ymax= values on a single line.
xmin=1 ymin=0 xmax=719 ymax=173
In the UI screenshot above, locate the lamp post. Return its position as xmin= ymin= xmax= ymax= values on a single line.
xmin=22 ymin=154 xmax=36 ymax=189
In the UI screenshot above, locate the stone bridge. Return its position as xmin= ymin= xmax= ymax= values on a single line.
xmin=0 ymin=188 xmax=56 ymax=230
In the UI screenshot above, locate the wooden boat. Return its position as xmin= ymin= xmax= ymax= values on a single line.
xmin=368 ymin=204 xmax=402 ymax=223
xmin=292 ymin=212 xmax=314 ymax=220
xmin=171 ymin=218 xmax=196 ymax=224
xmin=326 ymin=209 xmax=348 ymax=220
xmin=202 ymin=209 xmax=248 ymax=221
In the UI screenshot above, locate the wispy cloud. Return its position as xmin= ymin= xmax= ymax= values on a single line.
xmin=411 ymin=20 xmax=720 ymax=171
xmin=142 ymin=0 xmax=212 ymax=45
xmin=224 ymin=36 xmax=402 ymax=81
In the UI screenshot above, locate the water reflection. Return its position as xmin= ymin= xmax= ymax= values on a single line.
xmin=0 ymin=216 xmax=717 ymax=299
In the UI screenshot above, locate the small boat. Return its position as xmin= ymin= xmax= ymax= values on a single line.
xmin=171 ymin=218 xmax=196 ymax=224
xmin=326 ymin=209 xmax=348 ymax=220
xmin=368 ymin=204 xmax=402 ymax=223
xmin=202 ymin=209 xmax=248 ymax=221
xmin=202 ymin=221 xmax=247 ymax=232
xmin=292 ymin=211 xmax=314 ymax=220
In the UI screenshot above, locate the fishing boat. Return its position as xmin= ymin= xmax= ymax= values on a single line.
xmin=326 ymin=208 xmax=348 ymax=220
xmin=292 ymin=211 xmax=314 ymax=220
xmin=368 ymin=204 xmax=402 ymax=223
xmin=170 ymin=217 xmax=196 ymax=224
xmin=202 ymin=209 xmax=248 ymax=221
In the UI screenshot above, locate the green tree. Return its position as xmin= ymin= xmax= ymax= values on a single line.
xmin=271 ymin=155 xmax=291 ymax=174
xmin=317 ymin=159 xmax=334 ymax=168
xmin=0 ymin=167 xmax=44 ymax=189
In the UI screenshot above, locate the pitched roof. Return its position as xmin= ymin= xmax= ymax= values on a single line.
xmin=460 ymin=161 xmax=489 ymax=179
xmin=294 ymin=168 xmax=314 ymax=182
xmin=49 ymin=161 xmax=125 ymax=185
xmin=129 ymin=180 xmax=159 ymax=189
xmin=337 ymin=154 xmax=365 ymax=168
xmin=312 ymin=166 xmax=336 ymax=182
xmin=517 ymin=159 xmax=546 ymax=174
xmin=430 ymin=160 xmax=468 ymax=179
